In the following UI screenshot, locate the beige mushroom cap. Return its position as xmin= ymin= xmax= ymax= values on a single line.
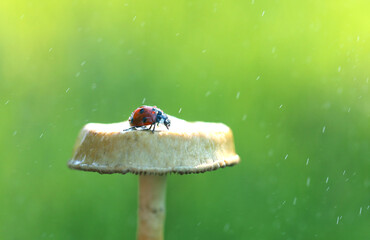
xmin=68 ymin=116 xmax=239 ymax=175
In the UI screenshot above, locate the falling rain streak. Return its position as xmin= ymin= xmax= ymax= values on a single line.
xmin=336 ymin=216 xmax=342 ymax=224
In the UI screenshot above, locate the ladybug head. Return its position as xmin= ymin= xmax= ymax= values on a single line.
xmin=163 ymin=116 xmax=171 ymax=130
xmin=156 ymin=111 xmax=171 ymax=130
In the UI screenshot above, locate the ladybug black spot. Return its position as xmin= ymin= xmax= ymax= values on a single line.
xmin=142 ymin=117 xmax=147 ymax=123
xmin=139 ymin=108 xmax=145 ymax=114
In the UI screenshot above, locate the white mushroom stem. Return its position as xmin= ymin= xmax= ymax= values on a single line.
xmin=137 ymin=175 xmax=167 ymax=240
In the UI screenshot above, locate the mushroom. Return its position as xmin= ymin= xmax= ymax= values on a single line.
xmin=68 ymin=116 xmax=239 ymax=240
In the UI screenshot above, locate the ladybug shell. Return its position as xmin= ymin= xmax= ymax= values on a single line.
xmin=129 ymin=106 xmax=159 ymax=127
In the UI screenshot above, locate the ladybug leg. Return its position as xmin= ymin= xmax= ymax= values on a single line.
xmin=140 ymin=125 xmax=153 ymax=132
xmin=123 ymin=126 xmax=137 ymax=132
xmin=151 ymin=123 xmax=156 ymax=133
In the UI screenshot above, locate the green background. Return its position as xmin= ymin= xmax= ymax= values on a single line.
xmin=0 ymin=0 xmax=369 ymax=239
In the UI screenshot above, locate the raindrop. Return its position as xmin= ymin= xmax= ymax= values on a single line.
xmin=347 ymin=107 xmax=351 ymax=112
xmin=293 ymin=197 xmax=297 ymax=205
xmin=338 ymin=66 xmax=341 ymax=72
xmin=205 ymin=91 xmax=211 ymax=97
xmin=322 ymin=102 xmax=331 ymax=109
xmin=284 ymin=154 xmax=288 ymax=160
xmin=178 ymin=108 xmax=182 ymax=113
xmin=242 ymin=114 xmax=247 ymax=121
xmin=306 ymin=158 xmax=310 ymax=166
xmin=5 ymin=100 xmax=10 ymax=105
xmin=75 ymin=72 xmax=81 ymax=77
xmin=213 ymin=3 xmax=218 ymax=12
xmin=223 ymin=223 xmax=230 ymax=232
xmin=343 ymin=170 xmax=346 ymax=175
xmin=268 ymin=149 xmax=274 ymax=157
xmin=359 ymin=207 xmax=362 ymax=215
xmin=326 ymin=186 xmax=330 ymax=191
xmin=357 ymin=36 xmax=360 ymax=42
xmin=48 ymin=48 xmax=53 ymax=53
xmin=336 ymin=216 xmax=342 ymax=224
xmin=256 ymin=76 xmax=260 ymax=80
xmin=322 ymin=126 xmax=326 ymax=133
xmin=265 ymin=134 xmax=271 ymax=139
xmin=306 ymin=177 xmax=311 ymax=187
xmin=81 ymin=61 xmax=87 ymax=66
xmin=326 ymin=177 xmax=329 ymax=184
xmin=279 ymin=104 xmax=283 ymax=109
xmin=236 ymin=92 xmax=240 ymax=99
xmin=251 ymin=0 xmax=255 ymax=4
xmin=202 ymin=49 xmax=207 ymax=53
xmin=13 ymin=131 xmax=17 ymax=136
xmin=40 ymin=133 xmax=44 ymax=138
xmin=142 ymin=98 xmax=146 ymax=104
xmin=66 ymin=88 xmax=70 ymax=93
xmin=262 ymin=11 xmax=265 ymax=16
xmin=176 ymin=33 xmax=180 ymax=37
xmin=133 ymin=16 xmax=137 ymax=22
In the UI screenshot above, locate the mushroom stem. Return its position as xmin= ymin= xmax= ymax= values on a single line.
xmin=137 ymin=175 xmax=167 ymax=240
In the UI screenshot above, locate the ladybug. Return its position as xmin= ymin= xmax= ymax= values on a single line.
xmin=126 ymin=105 xmax=171 ymax=132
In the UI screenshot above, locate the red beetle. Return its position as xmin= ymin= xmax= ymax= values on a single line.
xmin=126 ymin=105 xmax=171 ymax=132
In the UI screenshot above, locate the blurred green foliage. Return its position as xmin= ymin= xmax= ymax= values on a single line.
xmin=0 ymin=0 xmax=369 ymax=239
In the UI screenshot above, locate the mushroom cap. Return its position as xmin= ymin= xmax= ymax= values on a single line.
xmin=68 ymin=116 xmax=240 ymax=175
